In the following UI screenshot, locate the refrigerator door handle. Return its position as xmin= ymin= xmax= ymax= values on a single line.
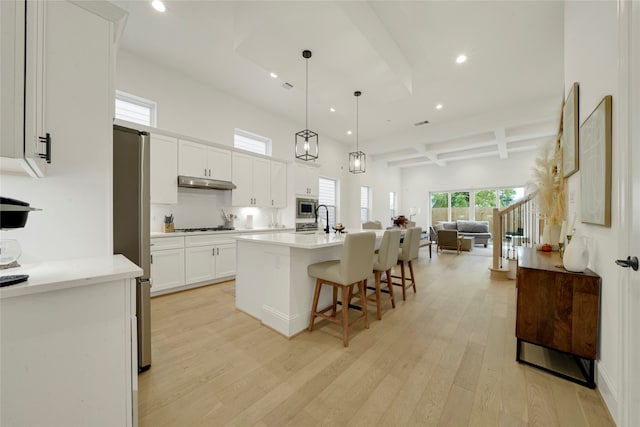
xmin=139 ymin=132 xmax=151 ymax=281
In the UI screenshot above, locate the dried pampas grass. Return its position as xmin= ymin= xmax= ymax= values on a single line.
xmin=531 ymin=138 xmax=565 ymax=226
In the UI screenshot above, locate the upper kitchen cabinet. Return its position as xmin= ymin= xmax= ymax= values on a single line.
xmin=150 ymin=134 xmax=178 ymax=204
xmin=0 ymin=0 xmax=126 ymax=177
xmin=178 ymin=140 xmax=231 ymax=181
xmin=232 ymin=152 xmax=270 ymax=207
xmin=270 ymin=160 xmax=287 ymax=208
xmin=294 ymin=163 xmax=319 ymax=197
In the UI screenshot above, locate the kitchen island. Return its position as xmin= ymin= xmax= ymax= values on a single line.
xmin=234 ymin=231 xmax=382 ymax=337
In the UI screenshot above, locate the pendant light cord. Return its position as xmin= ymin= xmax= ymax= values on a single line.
xmin=356 ymin=95 xmax=359 ymax=152
xmin=305 ymin=58 xmax=309 ymax=131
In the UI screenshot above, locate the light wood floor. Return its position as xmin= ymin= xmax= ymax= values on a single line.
xmin=139 ymin=246 xmax=615 ymax=427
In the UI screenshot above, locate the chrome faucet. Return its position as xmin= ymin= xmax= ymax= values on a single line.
xmin=315 ymin=204 xmax=330 ymax=234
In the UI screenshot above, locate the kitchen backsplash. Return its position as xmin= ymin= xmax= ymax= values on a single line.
xmin=150 ymin=188 xmax=283 ymax=232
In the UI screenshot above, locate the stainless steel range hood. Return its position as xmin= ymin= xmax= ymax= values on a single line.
xmin=177 ymin=175 xmax=237 ymax=190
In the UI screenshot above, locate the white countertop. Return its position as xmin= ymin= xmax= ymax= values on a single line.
xmin=234 ymin=230 xmax=384 ymax=249
xmin=0 ymin=254 xmax=142 ymax=299
xmin=151 ymin=226 xmax=293 ymax=238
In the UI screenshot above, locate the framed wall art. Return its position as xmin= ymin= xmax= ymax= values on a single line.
xmin=562 ymin=82 xmax=579 ymax=178
xmin=580 ymin=95 xmax=612 ymax=227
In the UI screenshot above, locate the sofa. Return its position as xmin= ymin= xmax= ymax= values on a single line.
xmin=435 ymin=220 xmax=492 ymax=247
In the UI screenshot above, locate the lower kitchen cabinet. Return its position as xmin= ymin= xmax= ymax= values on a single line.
xmin=150 ymin=236 xmax=185 ymax=292
xmin=185 ymin=236 xmax=236 ymax=284
xmin=0 ymin=256 xmax=139 ymax=427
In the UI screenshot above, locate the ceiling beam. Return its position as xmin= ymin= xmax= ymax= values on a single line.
xmin=495 ymin=128 xmax=508 ymax=159
xmin=338 ymin=2 xmax=413 ymax=95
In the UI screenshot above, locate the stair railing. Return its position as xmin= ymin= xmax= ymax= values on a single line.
xmin=491 ymin=191 xmax=540 ymax=271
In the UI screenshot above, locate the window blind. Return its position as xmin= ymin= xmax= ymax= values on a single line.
xmin=319 ymin=177 xmax=337 ymax=227
xmin=360 ymin=186 xmax=370 ymax=222
xmin=234 ymin=129 xmax=271 ymax=155
xmin=115 ymin=91 xmax=156 ymax=127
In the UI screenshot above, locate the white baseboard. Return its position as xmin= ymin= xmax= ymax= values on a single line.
xmin=597 ymin=364 xmax=619 ymax=425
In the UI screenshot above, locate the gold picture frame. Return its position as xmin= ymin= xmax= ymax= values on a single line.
xmin=562 ymin=82 xmax=579 ymax=178
xmin=580 ymin=95 xmax=612 ymax=227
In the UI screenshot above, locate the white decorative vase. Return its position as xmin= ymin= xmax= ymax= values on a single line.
xmin=563 ymin=235 xmax=589 ymax=272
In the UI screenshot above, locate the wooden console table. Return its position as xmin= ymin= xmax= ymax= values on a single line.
xmin=515 ymin=247 xmax=601 ymax=388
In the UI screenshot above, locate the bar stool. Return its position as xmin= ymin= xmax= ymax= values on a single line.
xmin=367 ymin=229 xmax=401 ymax=320
xmin=392 ymin=227 xmax=422 ymax=300
xmin=307 ymin=232 xmax=376 ymax=347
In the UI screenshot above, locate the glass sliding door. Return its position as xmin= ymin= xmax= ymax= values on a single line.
xmin=451 ymin=191 xmax=470 ymax=220
xmin=431 ymin=192 xmax=449 ymax=225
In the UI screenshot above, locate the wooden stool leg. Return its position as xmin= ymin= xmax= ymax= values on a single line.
xmin=374 ymin=272 xmax=382 ymax=320
xmin=400 ymin=261 xmax=407 ymax=300
xmin=359 ymin=280 xmax=369 ymax=329
xmin=309 ymin=279 xmax=322 ymax=331
xmin=341 ymin=285 xmax=350 ymax=347
xmin=332 ymin=286 xmax=338 ymax=317
xmin=386 ymin=269 xmax=396 ymax=309
xmin=408 ymin=260 xmax=417 ymax=294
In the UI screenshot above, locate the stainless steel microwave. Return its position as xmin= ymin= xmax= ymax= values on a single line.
xmin=296 ymin=198 xmax=317 ymax=219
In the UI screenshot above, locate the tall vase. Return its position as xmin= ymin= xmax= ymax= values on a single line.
xmin=563 ymin=235 xmax=589 ymax=272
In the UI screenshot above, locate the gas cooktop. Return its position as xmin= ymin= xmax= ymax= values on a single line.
xmin=174 ymin=226 xmax=235 ymax=232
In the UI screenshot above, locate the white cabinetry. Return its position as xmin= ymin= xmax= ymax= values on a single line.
xmin=270 ymin=160 xmax=287 ymax=208
xmin=178 ymin=139 xmax=231 ymax=181
xmin=185 ymin=235 xmax=236 ymax=284
xmin=0 ymin=256 xmax=139 ymax=427
xmin=1 ymin=0 xmax=120 ymax=177
xmin=294 ymin=163 xmax=319 ymax=197
xmin=150 ymin=134 xmax=178 ymax=204
xmin=232 ymin=152 xmax=270 ymax=207
xmin=150 ymin=236 xmax=185 ymax=292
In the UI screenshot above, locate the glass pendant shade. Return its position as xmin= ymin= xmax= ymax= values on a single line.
xmin=348 ymin=90 xmax=366 ymax=173
xmin=295 ymin=129 xmax=318 ymax=161
xmin=295 ymin=50 xmax=319 ymax=161
xmin=349 ymin=151 xmax=366 ymax=173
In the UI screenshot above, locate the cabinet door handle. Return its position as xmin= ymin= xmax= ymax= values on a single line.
xmin=150 ymin=254 xmax=153 ymax=264
xmin=217 ymin=248 xmax=219 ymax=256
xmin=204 ymin=168 xmax=207 ymax=177
xmin=208 ymin=168 xmax=211 ymax=176
xmin=212 ymin=248 xmax=215 ymax=256
xmin=38 ymin=133 xmax=52 ymax=163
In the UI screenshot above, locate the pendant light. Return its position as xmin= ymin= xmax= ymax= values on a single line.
xmin=348 ymin=91 xmax=366 ymax=173
xmin=295 ymin=50 xmax=319 ymax=161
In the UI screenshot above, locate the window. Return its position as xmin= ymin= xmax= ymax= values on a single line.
xmin=234 ymin=129 xmax=272 ymax=156
xmin=474 ymin=189 xmax=497 ymax=222
xmin=431 ymin=192 xmax=449 ymax=224
xmin=430 ymin=187 xmax=526 ymax=226
xmin=389 ymin=191 xmax=396 ymax=221
xmin=451 ymin=191 xmax=470 ymax=220
xmin=499 ymin=187 xmax=525 ymax=208
xmin=115 ymin=90 xmax=156 ymax=127
xmin=360 ymin=186 xmax=370 ymax=222
xmin=318 ymin=177 xmax=337 ymax=228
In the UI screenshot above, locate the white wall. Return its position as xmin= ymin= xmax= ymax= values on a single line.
xmin=117 ymin=51 xmax=402 ymax=231
xmin=400 ymin=150 xmax=539 ymax=229
xmin=0 ymin=5 xmax=112 ymax=263
xmin=564 ymin=2 xmax=622 ymax=422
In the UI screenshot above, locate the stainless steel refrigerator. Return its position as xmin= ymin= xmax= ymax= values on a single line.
xmin=113 ymin=125 xmax=151 ymax=372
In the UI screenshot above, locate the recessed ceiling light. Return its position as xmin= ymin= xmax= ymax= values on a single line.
xmin=436 ymin=104 xmax=443 ymax=110
xmin=456 ymin=54 xmax=467 ymax=64
xmin=270 ymin=72 xmax=278 ymax=79
xmin=347 ymin=130 xmax=353 ymax=135
xmin=330 ymin=107 xmax=336 ymax=112
xmin=151 ymin=0 xmax=166 ymax=12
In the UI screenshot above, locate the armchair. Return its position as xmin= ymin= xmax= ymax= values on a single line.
xmin=437 ymin=229 xmax=459 ymax=254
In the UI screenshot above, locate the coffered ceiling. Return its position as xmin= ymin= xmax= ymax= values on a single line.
xmin=113 ymin=0 xmax=564 ymax=168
